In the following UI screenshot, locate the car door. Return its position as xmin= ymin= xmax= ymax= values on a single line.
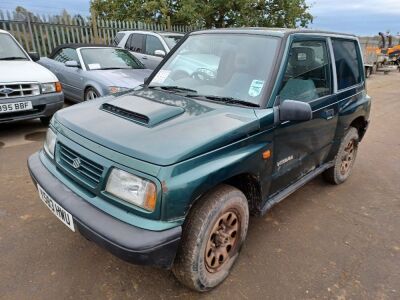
xmin=269 ymin=35 xmax=338 ymax=196
xmin=142 ymin=34 xmax=166 ymax=69
xmin=52 ymin=48 xmax=83 ymax=101
xmin=125 ymin=33 xmax=145 ymax=65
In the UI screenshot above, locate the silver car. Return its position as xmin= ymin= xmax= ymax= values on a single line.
xmin=115 ymin=31 xmax=184 ymax=69
xmin=39 ymin=44 xmax=152 ymax=102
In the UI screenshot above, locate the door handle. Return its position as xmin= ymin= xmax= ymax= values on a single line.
xmin=142 ymin=56 xmax=148 ymax=59
xmin=324 ymin=108 xmax=335 ymax=120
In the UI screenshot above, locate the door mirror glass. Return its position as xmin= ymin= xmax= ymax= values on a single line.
xmin=279 ymin=100 xmax=312 ymax=122
xmin=28 ymin=52 xmax=40 ymax=62
xmin=154 ymin=49 xmax=166 ymax=57
xmin=65 ymin=60 xmax=80 ymax=68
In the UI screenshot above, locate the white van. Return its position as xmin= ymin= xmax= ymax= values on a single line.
xmin=0 ymin=29 xmax=64 ymax=124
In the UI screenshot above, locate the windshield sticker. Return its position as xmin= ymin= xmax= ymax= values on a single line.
xmin=152 ymin=70 xmax=171 ymax=84
xmin=88 ymin=63 xmax=101 ymax=70
xmin=248 ymin=80 xmax=264 ymax=97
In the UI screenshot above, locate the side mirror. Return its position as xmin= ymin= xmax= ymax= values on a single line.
xmin=154 ymin=49 xmax=166 ymax=57
xmin=65 ymin=60 xmax=80 ymax=68
xmin=28 ymin=52 xmax=40 ymax=62
xmin=279 ymin=100 xmax=312 ymax=122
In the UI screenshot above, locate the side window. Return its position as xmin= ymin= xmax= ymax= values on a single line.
xmin=52 ymin=48 xmax=79 ymax=63
xmin=145 ymin=35 xmax=164 ymax=56
xmin=332 ymin=39 xmax=362 ymax=90
xmin=278 ymin=40 xmax=331 ymax=102
xmin=113 ymin=32 xmax=125 ymax=46
xmin=126 ymin=34 xmax=144 ymax=53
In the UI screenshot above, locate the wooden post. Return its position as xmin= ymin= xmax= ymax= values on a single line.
xmin=167 ymin=15 xmax=171 ymax=31
xmin=26 ymin=13 xmax=36 ymax=52
xmin=91 ymin=5 xmax=100 ymax=43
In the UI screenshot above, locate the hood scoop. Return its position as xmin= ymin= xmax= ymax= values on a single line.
xmin=101 ymin=94 xmax=185 ymax=127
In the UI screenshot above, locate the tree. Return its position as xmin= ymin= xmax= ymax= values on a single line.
xmin=91 ymin=0 xmax=313 ymax=28
xmin=13 ymin=6 xmax=41 ymax=21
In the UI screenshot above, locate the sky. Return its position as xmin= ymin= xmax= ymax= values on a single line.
xmin=0 ymin=0 xmax=399 ymax=36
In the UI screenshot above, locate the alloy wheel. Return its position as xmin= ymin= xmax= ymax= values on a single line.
xmin=205 ymin=210 xmax=240 ymax=273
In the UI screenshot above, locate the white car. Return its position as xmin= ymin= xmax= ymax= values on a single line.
xmin=114 ymin=30 xmax=184 ymax=69
xmin=0 ymin=29 xmax=64 ymax=124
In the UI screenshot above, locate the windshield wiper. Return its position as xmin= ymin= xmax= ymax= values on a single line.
xmin=0 ymin=56 xmax=28 ymax=60
xmin=97 ymin=67 xmax=126 ymax=70
xmin=148 ymin=85 xmax=198 ymax=94
xmin=186 ymin=94 xmax=259 ymax=107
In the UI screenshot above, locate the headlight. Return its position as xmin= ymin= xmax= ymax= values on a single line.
xmin=43 ymin=127 xmax=57 ymax=159
xmin=106 ymin=168 xmax=157 ymax=211
xmin=109 ymin=86 xmax=129 ymax=94
xmin=41 ymin=82 xmax=62 ymax=94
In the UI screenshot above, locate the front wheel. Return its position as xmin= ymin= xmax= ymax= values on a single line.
xmin=323 ymin=127 xmax=359 ymax=184
xmin=84 ymin=87 xmax=100 ymax=101
xmin=172 ymin=185 xmax=249 ymax=292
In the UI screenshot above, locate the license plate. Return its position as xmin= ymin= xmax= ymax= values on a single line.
xmin=37 ymin=185 xmax=75 ymax=232
xmin=0 ymin=101 xmax=33 ymax=114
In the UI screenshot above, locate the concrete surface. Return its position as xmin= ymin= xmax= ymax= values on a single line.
xmin=0 ymin=72 xmax=399 ymax=300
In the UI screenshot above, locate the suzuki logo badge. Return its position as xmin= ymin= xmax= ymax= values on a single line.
xmin=72 ymin=157 xmax=81 ymax=169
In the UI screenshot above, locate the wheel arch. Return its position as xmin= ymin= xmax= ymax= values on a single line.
xmin=83 ymin=83 xmax=106 ymax=100
xmin=349 ymin=116 xmax=368 ymax=141
xmin=223 ymin=173 xmax=263 ymax=215
xmin=181 ymin=172 xmax=264 ymax=220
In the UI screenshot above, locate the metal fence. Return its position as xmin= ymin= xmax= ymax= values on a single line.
xmin=0 ymin=10 xmax=198 ymax=57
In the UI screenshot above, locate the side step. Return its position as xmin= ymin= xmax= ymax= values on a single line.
xmin=260 ymin=162 xmax=334 ymax=215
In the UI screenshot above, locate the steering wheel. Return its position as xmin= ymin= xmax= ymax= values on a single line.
xmin=191 ymin=68 xmax=217 ymax=81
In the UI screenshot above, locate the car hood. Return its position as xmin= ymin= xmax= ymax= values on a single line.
xmin=0 ymin=60 xmax=58 ymax=83
xmin=55 ymin=89 xmax=260 ymax=166
xmin=89 ymin=68 xmax=152 ymax=88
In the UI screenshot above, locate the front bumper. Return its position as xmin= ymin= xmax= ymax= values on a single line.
xmin=0 ymin=92 xmax=64 ymax=123
xmin=28 ymin=152 xmax=181 ymax=268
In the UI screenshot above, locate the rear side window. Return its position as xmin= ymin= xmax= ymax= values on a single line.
xmin=113 ymin=32 xmax=125 ymax=46
xmin=278 ymin=40 xmax=331 ymax=103
xmin=145 ymin=35 xmax=164 ymax=55
xmin=125 ymin=33 xmax=144 ymax=53
xmin=332 ymin=39 xmax=362 ymax=90
xmin=52 ymin=48 xmax=79 ymax=63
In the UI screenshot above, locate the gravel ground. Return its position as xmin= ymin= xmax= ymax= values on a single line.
xmin=0 ymin=71 xmax=399 ymax=300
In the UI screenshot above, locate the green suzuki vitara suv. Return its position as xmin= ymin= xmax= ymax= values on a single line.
xmin=28 ymin=28 xmax=371 ymax=291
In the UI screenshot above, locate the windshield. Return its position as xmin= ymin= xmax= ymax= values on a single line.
xmin=80 ymin=48 xmax=144 ymax=70
xmin=162 ymin=34 xmax=183 ymax=49
xmin=149 ymin=33 xmax=280 ymax=105
xmin=0 ymin=33 xmax=28 ymax=60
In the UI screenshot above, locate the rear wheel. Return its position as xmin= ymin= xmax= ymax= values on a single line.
xmin=365 ymin=66 xmax=372 ymax=78
xmin=323 ymin=127 xmax=359 ymax=184
xmin=84 ymin=87 xmax=100 ymax=101
xmin=172 ymin=185 xmax=249 ymax=292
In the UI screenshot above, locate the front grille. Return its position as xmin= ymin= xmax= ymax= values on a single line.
xmin=0 ymin=82 xmax=40 ymax=99
xmin=58 ymin=143 xmax=104 ymax=186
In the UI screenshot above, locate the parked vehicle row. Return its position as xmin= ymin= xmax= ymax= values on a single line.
xmin=1 ymin=29 xmax=184 ymax=125
xmin=0 ymin=29 xmax=63 ymax=124
xmin=38 ymin=44 xmax=152 ymax=102
xmin=27 ymin=28 xmax=371 ymax=292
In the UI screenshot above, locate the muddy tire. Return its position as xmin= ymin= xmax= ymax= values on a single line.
xmin=365 ymin=67 xmax=371 ymax=78
xmin=172 ymin=184 xmax=249 ymax=292
xmin=323 ymin=127 xmax=359 ymax=184
xmin=40 ymin=116 xmax=52 ymax=126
